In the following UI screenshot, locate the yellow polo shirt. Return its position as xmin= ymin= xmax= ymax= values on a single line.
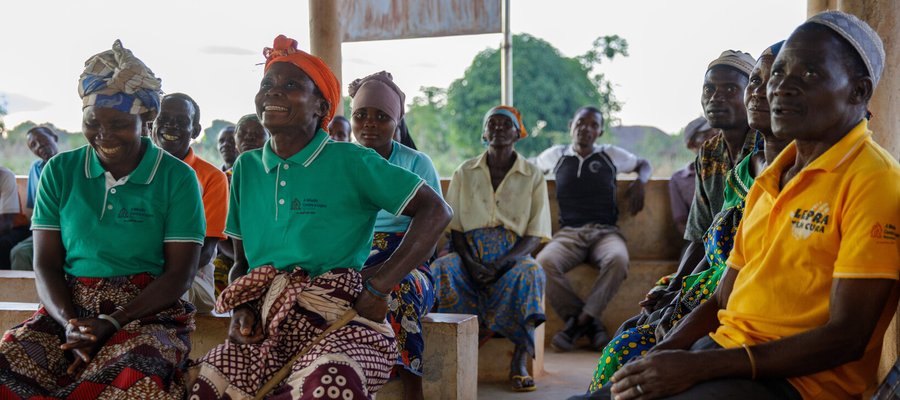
xmin=710 ymin=119 xmax=900 ymax=399
xmin=445 ymin=151 xmax=551 ymax=241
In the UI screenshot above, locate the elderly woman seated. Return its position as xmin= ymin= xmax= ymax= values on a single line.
xmin=0 ymin=40 xmax=205 ymax=399
xmin=190 ymin=35 xmax=450 ymax=400
xmin=431 ymin=105 xmax=551 ymax=392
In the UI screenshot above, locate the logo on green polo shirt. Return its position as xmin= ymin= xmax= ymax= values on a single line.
xmin=291 ymin=197 xmax=328 ymax=215
xmin=116 ymin=206 xmax=152 ymax=223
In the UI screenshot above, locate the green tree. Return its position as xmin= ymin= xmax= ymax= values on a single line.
xmin=200 ymin=119 xmax=235 ymax=147
xmin=443 ymin=33 xmax=629 ymax=159
xmin=193 ymin=119 xmax=236 ymax=167
xmin=0 ymin=98 xmax=7 ymax=137
xmin=405 ymin=86 xmax=461 ymax=175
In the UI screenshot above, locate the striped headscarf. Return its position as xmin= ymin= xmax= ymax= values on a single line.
xmin=483 ymin=105 xmax=527 ymax=138
xmin=78 ymin=40 xmax=162 ymax=115
xmin=263 ymin=35 xmax=340 ymax=131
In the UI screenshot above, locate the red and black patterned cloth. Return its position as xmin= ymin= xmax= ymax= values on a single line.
xmin=0 ymin=273 xmax=194 ymax=399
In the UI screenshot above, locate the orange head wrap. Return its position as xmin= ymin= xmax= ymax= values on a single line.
xmin=483 ymin=105 xmax=527 ymax=138
xmin=263 ymin=35 xmax=340 ymax=132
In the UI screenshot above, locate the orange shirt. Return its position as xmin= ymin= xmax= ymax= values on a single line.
xmin=711 ymin=120 xmax=900 ymax=399
xmin=183 ymin=149 xmax=228 ymax=239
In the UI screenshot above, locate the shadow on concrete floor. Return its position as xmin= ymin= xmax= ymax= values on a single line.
xmin=478 ymin=349 xmax=600 ymax=400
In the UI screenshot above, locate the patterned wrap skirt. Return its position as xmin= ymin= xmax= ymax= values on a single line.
xmin=365 ymin=232 xmax=435 ymax=377
xmin=0 ymin=273 xmax=195 ymax=399
xmin=190 ymin=266 xmax=396 ymax=400
xmin=430 ymin=226 xmax=546 ymax=355
xmin=587 ymin=204 xmax=745 ymax=392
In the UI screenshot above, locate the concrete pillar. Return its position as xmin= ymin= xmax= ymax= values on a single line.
xmin=836 ymin=0 xmax=900 ymax=158
xmin=308 ymin=0 xmax=344 ymax=115
xmin=807 ymin=0 xmax=838 ymax=15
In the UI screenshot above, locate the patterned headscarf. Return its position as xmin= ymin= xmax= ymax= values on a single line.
xmin=263 ymin=35 xmax=340 ymax=131
xmin=806 ymin=10 xmax=885 ymax=88
xmin=79 ymin=40 xmax=162 ymax=115
xmin=706 ymin=50 xmax=756 ymax=77
xmin=483 ymin=105 xmax=527 ymax=138
xmin=348 ymin=71 xmax=406 ymax=122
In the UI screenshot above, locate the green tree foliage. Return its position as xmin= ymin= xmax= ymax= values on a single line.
xmin=194 ymin=119 xmax=236 ymax=167
xmin=407 ymin=34 xmax=629 ymax=175
xmin=405 ymin=87 xmax=461 ymax=174
xmin=1 ymin=121 xmax=86 ymax=174
xmin=0 ymin=98 xmax=7 ymax=136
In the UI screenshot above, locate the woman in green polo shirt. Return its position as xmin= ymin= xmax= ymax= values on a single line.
xmin=190 ymin=35 xmax=451 ymax=400
xmin=0 ymin=40 xmax=206 ymax=399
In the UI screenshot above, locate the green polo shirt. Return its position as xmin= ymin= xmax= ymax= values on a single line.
xmin=226 ymin=129 xmax=424 ymax=276
xmin=32 ymin=137 xmax=206 ymax=278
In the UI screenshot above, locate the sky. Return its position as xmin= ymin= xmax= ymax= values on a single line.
xmin=0 ymin=0 xmax=807 ymax=135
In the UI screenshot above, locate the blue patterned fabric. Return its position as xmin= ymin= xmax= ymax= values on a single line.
xmin=365 ymin=231 xmax=435 ymax=376
xmin=430 ymin=226 xmax=546 ymax=355
xmin=78 ymin=40 xmax=161 ymax=115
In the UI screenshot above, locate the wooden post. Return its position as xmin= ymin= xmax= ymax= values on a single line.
xmin=807 ymin=0 xmax=838 ymax=15
xmin=309 ymin=0 xmax=344 ymax=115
xmin=835 ymin=0 xmax=900 ymax=158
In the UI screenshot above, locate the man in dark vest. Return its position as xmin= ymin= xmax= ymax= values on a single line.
xmin=534 ymin=106 xmax=651 ymax=351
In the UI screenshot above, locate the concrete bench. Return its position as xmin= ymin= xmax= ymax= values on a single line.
xmin=0 ymin=300 xmax=478 ymax=399
xmin=380 ymin=313 xmax=478 ymax=400
xmin=0 ymin=301 xmax=228 ymax=360
xmin=0 ymin=271 xmax=39 ymax=303
xmin=543 ymin=260 xmax=678 ymax=348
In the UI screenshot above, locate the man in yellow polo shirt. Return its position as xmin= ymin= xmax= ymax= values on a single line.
xmin=601 ymin=11 xmax=899 ymax=400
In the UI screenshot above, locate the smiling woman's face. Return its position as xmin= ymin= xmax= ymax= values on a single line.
xmin=82 ymin=106 xmax=144 ymax=168
xmin=255 ymin=62 xmax=326 ymax=135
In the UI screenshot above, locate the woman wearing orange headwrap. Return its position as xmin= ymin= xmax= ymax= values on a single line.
xmin=431 ymin=105 xmax=551 ymax=392
xmin=189 ymin=35 xmax=451 ymax=400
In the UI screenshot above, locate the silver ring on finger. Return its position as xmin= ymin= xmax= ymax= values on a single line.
xmin=636 ymin=383 xmax=645 ymax=395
